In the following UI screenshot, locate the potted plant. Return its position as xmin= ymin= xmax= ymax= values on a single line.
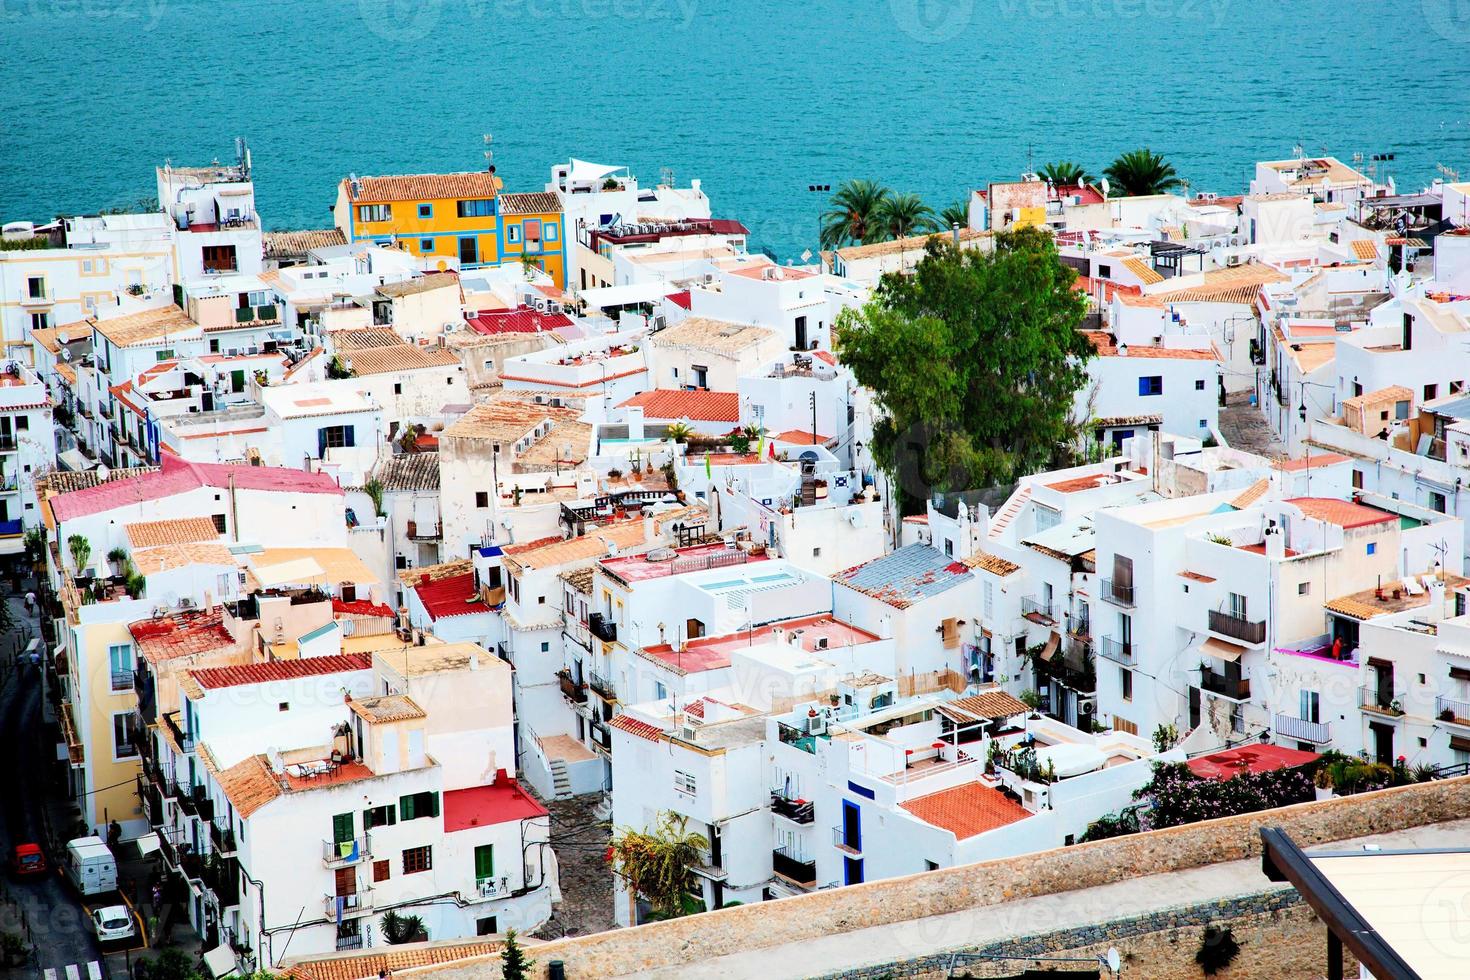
xmin=67 ymin=534 xmax=92 ymax=579
xmin=107 ymin=546 xmax=129 ymax=579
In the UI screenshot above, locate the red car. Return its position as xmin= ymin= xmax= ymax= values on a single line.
xmin=10 ymin=843 xmax=46 ymax=878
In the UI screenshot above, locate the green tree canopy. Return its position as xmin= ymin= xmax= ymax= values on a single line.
xmin=1038 ymin=161 xmax=1095 ymax=187
xmin=1102 ymin=149 xmax=1182 ymax=196
xmin=835 ymin=227 xmax=1093 ymax=512
xmin=938 ymin=200 xmax=969 ymax=230
xmin=606 ymin=811 xmax=709 ymax=920
xmin=876 ymin=192 xmax=937 ymax=240
xmin=819 ymin=179 xmax=891 ymax=249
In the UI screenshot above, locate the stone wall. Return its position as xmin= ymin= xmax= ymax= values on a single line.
xmin=407 ymin=776 xmax=1469 ymax=979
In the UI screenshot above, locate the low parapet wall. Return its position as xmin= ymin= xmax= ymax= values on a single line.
xmin=409 ymin=775 xmax=1470 ymax=978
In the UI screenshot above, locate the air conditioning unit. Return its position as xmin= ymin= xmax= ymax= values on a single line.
xmin=178 ymin=597 xmax=196 ymax=610
xmin=1226 ymin=255 xmax=1242 ymax=267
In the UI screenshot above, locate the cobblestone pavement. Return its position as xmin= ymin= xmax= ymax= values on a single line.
xmin=536 ymin=793 xmax=617 ymax=940
xmin=1218 ymin=391 xmax=1286 ymax=459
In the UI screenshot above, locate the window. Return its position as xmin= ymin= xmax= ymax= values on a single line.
xmin=26 ymin=276 xmax=45 ymax=299
xmin=1097 ymin=264 xmax=1112 ymax=279
xmin=476 ymin=916 xmax=498 ymax=937
xmin=475 ymin=491 xmax=489 ymax=508
xmin=540 ymin=641 xmax=550 ymax=653
xmin=983 ymin=580 xmax=994 ymax=619
xmin=113 ymin=712 xmax=139 ymax=759
xmin=458 ymin=237 xmax=479 ymax=265
xmin=277 ymin=702 xmax=289 ymax=712
xmin=202 ymin=244 xmax=238 ymax=272
xmin=1367 ymin=542 xmax=1377 ymax=556
xmin=419 ymin=239 xmax=434 ymax=252
xmin=457 ymin=199 xmax=496 ymax=218
xmin=402 ymin=845 xmax=432 ymax=874
xmin=399 ymin=791 xmax=440 ymax=821
xmin=317 ymin=426 xmax=355 ymax=457
xmin=417 ymin=204 xmax=433 ymax=219
xmin=506 ymin=225 xmax=522 ymax=244
xmin=212 ymin=513 xmax=227 ymax=533
xmin=1299 ymin=690 xmax=1320 ymax=724
xmin=1298 ymin=581 xmax=1311 ymax=595
xmin=1195 ymin=379 xmax=1206 ymax=390
xmin=332 ymin=812 xmax=355 ymax=844
xmin=373 ymin=860 xmax=390 ymax=882
xmin=357 ymin=204 xmax=391 ymax=223
xmin=108 ymin=643 xmax=132 ymax=691
xmin=1425 ymin=383 xmax=1438 ymax=402
xmin=545 ymin=223 xmax=558 ymax=241
xmin=654 ymin=681 xmax=667 ymax=701
xmin=1431 ymin=491 xmax=1447 ymax=514
xmin=363 ymin=803 xmax=396 ymax=830
xmin=1138 ymin=376 xmax=1163 ymax=396
xmin=1121 ymin=668 xmax=1133 ymax=702
xmin=674 ymin=770 xmax=697 ymax=796
xmin=474 ymin=844 xmax=495 ymax=882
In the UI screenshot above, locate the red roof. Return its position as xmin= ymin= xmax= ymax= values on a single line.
xmin=51 ymin=455 xmax=342 ymax=523
xmin=443 ymin=778 xmax=548 ymax=832
xmin=900 ymin=781 xmax=1030 ymax=840
xmin=466 ymin=305 xmax=573 ymax=336
xmin=665 ymin=291 xmax=692 ymax=310
xmin=1286 ymin=497 xmax=1397 ymax=529
xmin=618 ymin=389 xmax=739 ymax=422
xmin=1276 ymin=454 xmax=1350 ymax=472
xmin=129 ymin=608 xmax=236 ymax=664
xmin=1086 ymin=333 xmax=1220 ymax=360
xmin=772 ymin=429 xmax=830 ymax=446
xmin=1050 ymin=184 xmax=1105 ymax=205
xmin=608 ymin=714 xmax=664 ymax=741
xmin=332 ymin=598 xmax=395 ymax=619
xmin=190 ymin=653 xmax=372 ymax=691
xmin=411 ymin=571 xmax=490 ymax=620
xmin=1187 ymin=744 xmax=1319 ymax=781
xmin=813 ymin=350 xmax=837 ymax=366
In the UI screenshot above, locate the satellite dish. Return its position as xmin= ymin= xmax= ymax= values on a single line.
xmin=800 ymin=249 xmax=813 ymax=263
xmin=1106 ymin=947 xmax=1121 ymax=974
xmin=1099 ymin=178 xmax=1111 ymax=199
xmin=60 ymin=346 xmax=72 ymax=361
xmin=95 ymin=464 xmax=110 ymax=481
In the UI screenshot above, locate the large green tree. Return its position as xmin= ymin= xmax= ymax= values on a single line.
xmin=606 ymin=811 xmax=709 ymax=921
xmin=938 ymin=200 xmax=970 ymax=230
xmin=819 ymin=179 xmax=891 ymax=249
xmin=835 ymin=226 xmax=1093 ymax=512
xmin=1102 ymin=149 xmax=1183 ymax=196
xmin=876 ymin=192 xmax=937 ymax=240
xmin=1039 ymin=160 xmax=1095 ymax=187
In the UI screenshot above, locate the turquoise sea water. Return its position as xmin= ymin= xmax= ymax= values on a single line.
xmin=2 ymin=0 xmax=1469 ymax=259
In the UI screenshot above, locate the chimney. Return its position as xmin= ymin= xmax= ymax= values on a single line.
xmin=1428 ymin=576 xmax=1448 ymax=623
xmin=1264 ymin=521 xmax=1285 ymax=560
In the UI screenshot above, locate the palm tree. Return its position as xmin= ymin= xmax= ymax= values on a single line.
xmin=1039 ymin=160 xmax=1095 ymax=188
xmin=938 ymin=200 xmax=970 ymax=231
xmin=663 ymin=421 xmax=694 ymax=444
xmin=380 ymin=910 xmax=426 ymax=944
xmin=877 ymin=193 xmax=938 ymax=240
xmin=1102 ymin=150 xmax=1183 ymax=197
xmin=819 ymin=179 xmax=891 ymax=249
xmin=606 ymin=811 xmax=710 ymax=920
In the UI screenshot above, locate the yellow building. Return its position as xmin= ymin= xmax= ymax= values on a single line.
xmin=332 ymin=172 xmax=567 ymax=288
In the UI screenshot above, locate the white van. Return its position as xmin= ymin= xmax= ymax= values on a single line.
xmin=64 ymin=837 xmax=117 ymax=897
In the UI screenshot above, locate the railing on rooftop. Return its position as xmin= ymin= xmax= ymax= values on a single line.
xmin=776 ymin=721 xmax=821 ymax=755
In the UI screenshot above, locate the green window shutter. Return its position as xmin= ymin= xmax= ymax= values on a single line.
xmin=399 ymin=794 xmax=414 ymax=821
xmin=332 ymin=812 xmax=354 ymax=843
xmin=474 ymin=845 xmax=494 ymax=880
xmin=428 ymin=792 xmax=440 ymax=818
xmin=362 ymin=808 xmax=374 ymax=831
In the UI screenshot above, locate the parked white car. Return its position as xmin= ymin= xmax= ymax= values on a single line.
xmin=90 ymin=905 xmax=135 ymax=943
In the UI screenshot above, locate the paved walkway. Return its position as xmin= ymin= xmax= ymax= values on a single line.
xmin=1218 ymin=391 xmax=1285 ymax=459
xmin=637 ymin=817 xmax=1470 ymax=979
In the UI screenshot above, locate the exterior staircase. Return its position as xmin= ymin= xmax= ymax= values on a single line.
xmin=988 ymin=485 xmax=1031 ymax=539
xmin=548 ymin=758 xmax=573 ymax=800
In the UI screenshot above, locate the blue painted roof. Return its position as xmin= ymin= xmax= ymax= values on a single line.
xmin=834 ymin=543 xmax=973 ymax=608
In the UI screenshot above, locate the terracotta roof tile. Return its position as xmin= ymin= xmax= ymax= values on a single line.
xmin=286 ymin=943 xmax=503 ymax=980
xmin=608 ymin=714 xmax=664 ymax=741
xmin=124 ymin=516 xmax=221 ymax=549
xmin=1287 ymin=497 xmax=1396 ymax=529
xmin=1350 ymin=239 xmax=1381 ymax=260
xmin=1231 ymin=479 xmax=1271 ymax=509
xmin=411 ymin=572 xmax=490 ymax=620
xmin=619 ymin=389 xmax=739 ymax=422
xmin=653 ymin=316 xmax=776 ymax=356
xmin=128 ymin=608 xmax=237 ymax=664
xmin=498 ymin=192 xmax=562 ymax=214
xmin=900 ymin=781 xmax=1030 ymax=840
xmin=132 ymin=542 xmax=237 ymax=576
xmin=374 ymin=272 xmax=461 ymax=299
xmin=935 ymin=691 xmax=1030 ymax=722
xmin=216 ymin=754 xmax=282 ymax=818
xmin=961 ymin=552 xmax=1021 ymax=577
xmin=262 ymin=228 xmax=346 ymax=257
xmin=371 ymin=451 xmax=440 ymax=492
xmin=397 ymin=557 xmax=472 ymax=585
xmin=347 ymin=694 xmax=425 ymax=724
xmin=190 ymin=653 xmax=373 ymax=691
xmin=90 ymin=306 xmax=198 ymax=348
xmin=343 ymin=172 xmax=502 ymax=204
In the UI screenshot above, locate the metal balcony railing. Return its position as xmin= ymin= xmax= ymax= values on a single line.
xmin=588 ymin=613 xmax=617 ymax=643
xmin=1097 ymin=635 xmax=1136 ymax=667
xmin=323 ymin=889 xmax=373 ymax=918
xmin=1360 ymin=685 xmax=1404 ymax=716
xmin=1209 ymin=609 xmax=1266 ymax=644
xmin=772 ymin=847 xmax=817 ymax=886
xmin=323 ymin=836 xmax=370 ymax=866
xmin=832 ymin=826 xmax=862 ymax=855
xmin=1199 ymin=666 xmax=1251 ymax=701
xmin=1099 ymin=577 xmax=1134 ymax=607
xmin=558 ymin=671 xmax=588 ymax=704
xmin=1436 ymin=695 xmax=1470 ymax=726
xmin=770 ymin=792 xmax=815 ymax=824
xmin=1274 ymin=713 xmax=1331 ymax=744
xmin=1021 ymin=597 xmax=1056 ymax=624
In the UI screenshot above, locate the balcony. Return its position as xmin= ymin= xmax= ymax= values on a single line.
xmin=1097 ymin=635 xmax=1136 ymax=667
xmin=1021 ymin=597 xmax=1057 ymax=626
xmin=176 ymin=784 xmax=199 ymax=817
xmin=406 ymin=519 xmax=441 ymax=541
xmin=558 ymin=670 xmax=588 ymax=704
xmin=588 ymin=613 xmax=617 ymax=643
xmin=832 ymin=826 xmax=862 ymax=855
xmin=590 ymin=721 xmax=612 ymax=751
xmin=335 ymin=936 xmax=364 ymax=953
xmin=323 ymin=889 xmax=374 ymax=919
xmin=1199 ymin=666 xmax=1251 ymax=701
xmin=1208 ymin=609 xmax=1266 ymax=645
xmin=777 ymin=720 xmax=826 ymax=755
xmin=234 ymin=304 xmax=280 ymax=325
xmin=1360 ymin=685 xmax=1405 ymax=718
xmin=1099 ymin=577 xmax=1134 ymax=608
xmin=770 ymin=792 xmax=815 ymax=824
xmin=204 ymin=856 xmax=241 ymax=907
xmin=210 ymin=819 xmax=237 ymax=855
xmin=162 ymin=713 xmax=197 ymax=753
xmin=323 ymin=836 xmax=370 ymax=867
xmin=1436 ymin=695 xmax=1470 ymax=727
xmin=772 ymin=847 xmax=817 ymax=888
xmin=1274 ymin=713 xmax=1331 ymax=745
xmin=588 ymin=671 xmax=616 ymax=702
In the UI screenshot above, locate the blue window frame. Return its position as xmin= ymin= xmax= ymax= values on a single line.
xmin=420 ymin=238 xmax=435 ymax=252
xmin=544 ymin=223 xmax=558 ymax=241
xmin=1367 ymin=542 xmax=1377 ymax=555
xmin=457 ymin=199 xmax=496 ymax=218
xmin=507 ymin=224 xmax=522 ymax=244
xmin=844 ymin=857 xmax=864 ymax=885
xmin=418 ymin=203 xmax=433 ymax=219
xmin=1138 ymin=376 xmax=1163 ymax=396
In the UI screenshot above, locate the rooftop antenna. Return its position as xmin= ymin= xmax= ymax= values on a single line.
xmin=482 ymin=133 xmax=494 ymax=172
